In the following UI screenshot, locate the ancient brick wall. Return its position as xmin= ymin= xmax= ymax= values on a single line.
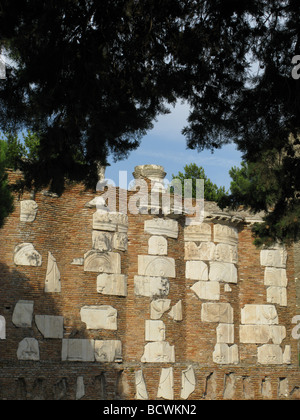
xmin=0 ymin=167 xmax=299 ymax=400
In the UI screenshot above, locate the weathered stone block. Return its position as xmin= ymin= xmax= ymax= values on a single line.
xmin=260 ymin=248 xmax=287 ymax=268
xmin=184 ymin=223 xmax=212 ymax=242
xmin=135 ymin=370 xmax=149 ymax=400
xmin=45 ymin=252 xmax=61 ymax=293
xmin=20 ymin=200 xmax=38 ymax=222
xmin=134 ymin=276 xmax=170 ymax=298
xmin=145 ymin=320 xmax=166 ymax=342
xmin=191 ymin=281 xmax=220 ymax=301
xmin=241 ymin=305 xmax=278 ymax=325
xmin=168 ymin=300 xmax=183 ymax=321
xmin=209 ymin=262 xmax=238 ymax=284
xmin=214 ymin=244 xmax=238 ymax=264
xmin=0 ymin=316 xmax=5 ymax=340
xmin=17 ymin=338 xmax=40 ymax=361
xmin=62 ymin=339 xmax=95 ymax=362
xmin=264 ymin=267 xmax=288 ymax=287
xmin=144 ymin=218 xmax=178 ymax=239
xmin=138 ymin=255 xmax=175 ymax=278
xmin=201 ymin=303 xmax=233 ymax=324
xmin=80 ymin=306 xmax=117 ymax=330
xmin=184 ymin=242 xmax=215 ymax=261
xmin=150 ymin=299 xmax=171 ymax=320
xmin=216 ymin=323 xmax=234 ymax=344
xmin=141 ymin=341 xmax=175 ymax=363
xmin=257 ymin=344 xmax=291 ymax=365
xmin=157 ymin=367 xmax=174 ymax=400
xmin=239 ymin=325 xmax=286 ymax=344
xmin=148 ymin=236 xmax=168 ymax=256
xmin=185 ymin=261 xmax=208 ymax=280
xmin=213 ymin=224 xmax=238 ymax=246
xmin=266 ymin=286 xmax=287 ymax=307
xmin=97 ymin=273 xmax=127 ymax=297
xmin=14 ymin=243 xmax=42 ymax=267
xmin=94 ymin=340 xmax=122 ymax=362
xmin=84 ymin=250 xmax=121 ymax=274
xmin=12 ymin=300 xmax=34 ymax=328
xmin=35 ymin=315 xmax=64 ymax=339
xmin=181 ymin=366 xmax=196 ymax=400
xmin=213 ymin=344 xmax=239 ymax=365
xmin=92 ymin=231 xmax=113 ymax=251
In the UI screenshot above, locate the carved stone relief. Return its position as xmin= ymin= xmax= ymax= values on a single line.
xmin=94 ymin=340 xmax=122 ymax=362
xmin=84 ymin=250 xmax=121 ymax=274
xmin=134 ymin=276 xmax=170 ymax=298
xmin=92 ymin=231 xmax=113 ymax=252
xmin=185 ymin=261 xmax=208 ymax=280
xmin=17 ymin=338 xmax=40 ymax=361
xmin=239 ymin=325 xmax=286 ymax=345
xmin=80 ymin=306 xmax=117 ymax=330
xmin=241 ymin=305 xmax=279 ymax=325
xmin=209 ymin=262 xmax=238 ymax=284
xmin=257 ymin=344 xmax=291 ymax=365
xmin=141 ymin=341 xmax=175 ymax=363
xmin=181 ymin=366 xmax=196 ymax=400
xmin=191 ymin=281 xmax=220 ymax=301
xmin=138 ymin=255 xmax=176 ymax=278
xmin=20 ymin=200 xmax=38 ymax=222
xmin=264 ymin=267 xmax=288 ymax=287
xmin=150 ymin=299 xmax=171 ymax=320
xmin=113 ymin=233 xmax=128 ymax=251
xmin=14 ymin=243 xmax=42 ymax=267
xmin=184 ymin=242 xmax=215 ymax=261
xmin=12 ymin=300 xmax=34 ymax=328
xmin=260 ymin=248 xmax=287 ymax=269
xmin=266 ymin=286 xmax=287 ymax=307
xmin=201 ymin=303 xmax=233 ymax=324
xmin=97 ymin=273 xmax=127 ymax=297
xmin=214 ymin=244 xmax=238 ymax=264
xmin=148 ymin=236 xmax=168 ymax=256
xmin=157 ymin=367 xmax=174 ymax=400
xmin=45 ymin=252 xmax=61 ymax=293
xmin=168 ymin=300 xmax=183 ymax=321
xmin=145 ymin=320 xmax=166 ymax=342
xmin=135 ymin=370 xmax=149 ymax=400
xmin=144 ymin=218 xmax=178 ymax=239
xmin=93 ymin=211 xmax=128 ymax=233
xmin=213 ymin=224 xmax=238 ymax=246
xmin=184 ymin=223 xmax=212 ymax=242
xmin=213 ymin=344 xmax=239 ymax=365
xmin=61 ymin=339 xmax=95 ymax=362
xmin=216 ymin=324 xmax=234 ymax=344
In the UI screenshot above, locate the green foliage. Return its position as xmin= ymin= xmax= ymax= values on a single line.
xmin=0 ymin=140 xmax=14 ymax=228
xmin=172 ymin=163 xmax=227 ymax=202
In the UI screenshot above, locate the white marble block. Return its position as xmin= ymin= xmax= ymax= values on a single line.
xmin=45 ymin=252 xmax=61 ymax=293
xmin=213 ymin=344 xmax=239 ymax=365
xmin=80 ymin=306 xmax=117 ymax=330
xmin=134 ymin=276 xmax=170 ymax=298
xmin=184 ymin=242 xmax=215 ymax=261
xmin=241 ymin=305 xmax=278 ymax=325
xmin=185 ymin=261 xmax=208 ymax=280
xmin=113 ymin=233 xmax=128 ymax=251
xmin=17 ymin=338 xmax=40 ymax=361
xmin=141 ymin=342 xmax=175 ymax=363
xmin=84 ymin=250 xmax=121 ymax=274
xmin=264 ymin=267 xmax=288 ymax=287
xmin=144 ymin=218 xmax=178 ymax=239
xmin=92 ymin=231 xmax=113 ymax=251
xmin=266 ymin=286 xmax=287 ymax=306
xmin=12 ymin=300 xmax=34 ymax=328
xmin=157 ymin=368 xmax=174 ymax=400
xmin=216 ymin=324 xmax=234 ymax=344
xmin=213 ymin=224 xmax=238 ymax=246
xmin=150 ymin=299 xmax=171 ymax=320
xmin=148 ymin=236 xmax=168 ymax=256
xmin=138 ymin=255 xmax=175 ymax=278
xmin=209 ymin=262 xmax=238 ymax=284
xmin=94 ymin=340 xmax=122 ymax=362
xmin=168 ymin=300 xmax=183 ymax=321
xmin=35 ymin=315 xmax=64 ymax=339
xmin=62 ymin=339 xmax=95 ymax=362
xmin=257 ymin=344 xmax=291 ymax=365
xmin=214 ymin=244 xmax=238 ymax=264
xmin=260 ymin=248 xmax=287 ymax=268
xmin=191 ymin=281 xmax=220 ymax=301
xmin=93 ymin=211 xmax=128 ymax=232
xmin=20 ymin=200 xmax=38 ymax=222
xmin=184 ymin=223 xmax=212 ymax=242
xmin=0 ymin=316 xmax=6 ymax=339
xmin=135 ymin=370 xmax=149 ymax=400
xmin=239 ymin=325 xmax=286 ymax=344
xmin=76 ymin=377 xmax=85 ymax=400
xmin=181 ymin=366 xmax=196 ymax=400
xmin=145 ymin=320 xmax=166 ymax=342
xmin=14 ymin=243 xmax=42 ymax=267
xmin=201 ymin=303 xmax=233 ymax=324
xmin=97 ymin=273 xmax=127 ymax=297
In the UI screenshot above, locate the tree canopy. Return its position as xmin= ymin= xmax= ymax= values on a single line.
xmin=0 ymin=0 xmax=299 ymax=243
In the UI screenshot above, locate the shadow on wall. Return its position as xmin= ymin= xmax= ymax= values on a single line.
xmin=0 ymin=261 xmax=125 ymax=400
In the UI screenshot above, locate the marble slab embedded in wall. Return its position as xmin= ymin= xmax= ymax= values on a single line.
xmin=138 ymin=255 xmax=175 ymax=278
xmin=20 ymin=200 xmax=38 ymax=222
xmin=144 ymin=218 xmax=178 ymax=239
xmin=84 ymin=250 xmax=121 ymax=274
xmin=14 ymin=243 xmax=42 ymax=267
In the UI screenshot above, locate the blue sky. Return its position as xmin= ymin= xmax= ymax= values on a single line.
xmin=105 ymin=101 xmax=243 ymax=191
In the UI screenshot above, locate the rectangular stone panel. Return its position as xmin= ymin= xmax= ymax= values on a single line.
xmin=185 ymin=261 xmax=208 ymax=280
xmin=35 ymin=315 xmax=64 ymax=339
xmin=97 ymin=273 xmax=127 ymax=297
xmin=134 ymin=276 xmax=170 ymax=298
xmin=80 ymin=306 xmax=117 ymax=330
xmin=213 ymin=224 xmax=238 ymax=246
xmin=184 ymin=242 xmax=215 ymax=261
xmin=138 ymin=255 xmax=175 ymax=278
xmin=201 ymin=303 xmax=233 ymax=323
xmin=144 ymin=218 xmax=178 ymax=239
xmin=191 ymin=281 xmax=220 ymax=301
xmin=184 ymin=223 xmax=212 ymax=242
xmin=241 ymin=305 xmax=278 ymax=325
xmin=94 ymin=340 xmax=122 ymax=363
xmin=209 ymin=262 xmax=238 ymax=284
xmin=62 ymin=339 xmax=95 ymax=362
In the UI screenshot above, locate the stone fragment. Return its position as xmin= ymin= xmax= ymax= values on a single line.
xmin=76 ymin=377 xmax=85 ymax=400
xmin=239 ymin=325 xmax=286 ymax=345
xmin=14 ymin=243 xmax=42 ymax=267
xmin=201 ymin=303 xmax=233 ymax=324
xmin=145 ymin=320 xmax=166 ymax=342
xmin=17 ymin=338 xmax=40 ymax=361
xmin=144 ymin=218 xmax=178 ymax=239
xmin=71 ymin=258 xmax=84 ymax=266
xmin=62 ymin=339 xmax=95 ymax=362
xmin=97 ymin=273 xmax=127 ymax=297
xmin=191 ymin=281 xmax=220 ymax=301
xmin=168 ymin=300 xmax=183 ymax=321
xmin=141 ymin=342 xmax=175 ymax=363
xmin=257 ymin=344 xmax=291 ymax=365
xmin=214 ymin=244 xmax=238 ymax=264
xmin=134 ymin=276 xmax=170 ymax=298
xmin=148 ymin=236 xmax=168 ymax=256
xmin=213 ymin=344 xmax=239 ymax=365
xmin=264 ymin=267 xmax=288 ymax=287
xmin=0 ymin=316 xmax=6 ymax=339
xmin=216 ymin=324 xmax=234 ymax=344
xmin=266 ymin=286 xmax=287 ymax=306
xmin=93 ymin=211 xmax=128 ymax=232
xmin=150 ymin=299 xmax=171 ymax=320
xmin=241 ymin=305 xmax=278 ymax=325
xmin=80 ymin=306 xmax=117 ymax=330
xmin=20 ymin=200 xmax=38 ymax=222
xmin=92 ymin=231 xmax=113 ymax=251
xmin=184 ymin=242 xmax=215 ymax=261
xmin=184 ymin=223 xmax=212 ymax=242
xmin=12 ymin=300 xmax=34 ymax=328
xmin=35 ymin=315 xmax=64 ymax=339
xmin=213 ymin=224 xmax=238 ymax=246
xmin=113 ymin=233 xmax=128 ymax=251
xmin=138 ymin=255 xmax=175 ymax=278
xmin=260 ymin=248 xmax=287 ymax=268
xmin=45 ymin=252 xmax=61 ymax=293
xmin=185 ymin=261 xmax=208 ymax=281
xmin=94 ymin=340 xmax=122 ymax=362
xmin=135 ymin=370 xmax=149 ymax=400
xmin=209 ymin=262 xmax=238 ymax=284
xmin=181 ymin=366 xmax=196 ymax=400
xmin=157 ymin=368 xmax=174 ymax=400
xmin=84 ymin=250 xmax=121 ymax=274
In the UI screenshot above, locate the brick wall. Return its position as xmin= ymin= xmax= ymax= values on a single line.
xmin=0 ymin=170 xmax=299 ymax=400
